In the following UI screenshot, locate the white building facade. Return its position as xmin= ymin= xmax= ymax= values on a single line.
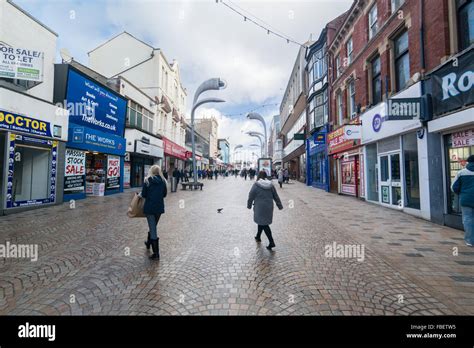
xmin=88 ymin=32 xmax=188 ymax=173
xmin=0 ymin=0 xmax=69 ymax=214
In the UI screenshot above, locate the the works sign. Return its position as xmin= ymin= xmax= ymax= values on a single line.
xmin=431 ymin=47 xmax=473 ymax=116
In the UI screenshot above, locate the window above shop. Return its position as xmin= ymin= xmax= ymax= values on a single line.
xmin=127 ymin=100 xmax=154 ymax=134
xmin=368 ymin=4 xmax=378 ymax=40
xmin=457 ymin=0 xmax=474 ymax=51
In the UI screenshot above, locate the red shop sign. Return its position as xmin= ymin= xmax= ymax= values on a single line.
xmin=328 ymin=127 xmax=355 ymax=155
xmin=163 ymin=137 xmax=187 ymax=160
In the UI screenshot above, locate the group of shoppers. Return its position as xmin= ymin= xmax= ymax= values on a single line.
xmin=138 ymin=155 xmax=473 ymax=261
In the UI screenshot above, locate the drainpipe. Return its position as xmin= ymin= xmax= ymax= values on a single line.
xmin=420 ymin=0 xmax=426 ymax=95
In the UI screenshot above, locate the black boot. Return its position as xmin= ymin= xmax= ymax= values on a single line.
xmin=263 ymin=226 xmax=276 ymax=250
xmin=255 ymin=225 xmax=262 ymax=242
xmin=144 ymin=232 xmax=151 ymax=250
xmin=150 ymin=238 xmax=160 ymax=260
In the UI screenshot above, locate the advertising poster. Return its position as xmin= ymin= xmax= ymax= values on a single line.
xmin=258 ymin=158 xmax=272 ymax=177
xmin=66 ymin=69 xmax=127 ymax=136
xmin=64 ymin=149 xmax=86 ymax=193
xmin=0 ymin=45 xmax=44 ymax=82
xmin=107 ymin=155 xmax=121 ymax=189
xmin=123 ymin=162 xmax=131 ymax=189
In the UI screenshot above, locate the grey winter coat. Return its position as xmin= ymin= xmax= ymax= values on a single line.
xmin=247 ymin=179 xmax=283 ymax=225
xmin=277 ymin=170 xmax=284 ymax=183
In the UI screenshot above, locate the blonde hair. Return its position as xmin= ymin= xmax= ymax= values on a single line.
xmin=144 ymin=165 xmax=167 ymax=185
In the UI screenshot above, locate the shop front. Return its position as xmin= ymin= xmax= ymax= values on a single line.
xmin=185 ymin=149 xmax=202 ymax=172
xmin=124 ymin=129 xmax=164 ymax=188
xmin=163 ymin=136 xmax=187 ymax=173
xmin=361 ymin=82 xmax=431 ymax=219
xmin=306 ymin=128 xmax=329 ymax=191
xmin=282 ymin=140 xmax=305 ymax=182
xmin=327 ymin=122 xmax=362 ymax=197
xmin=427 ymin=46 xmax=474 ymax=229
xmin=0 ymin=88 xmax=69 ymax=214
xmin=55 ymin=65 xmax=127 ymax=200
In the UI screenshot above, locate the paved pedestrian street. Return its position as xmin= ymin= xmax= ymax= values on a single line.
xmin=0 ymin=178 xmax=473 ymax=316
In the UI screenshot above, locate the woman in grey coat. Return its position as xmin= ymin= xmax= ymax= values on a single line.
xmin=247 ymin=170 xmax=283 ymax=250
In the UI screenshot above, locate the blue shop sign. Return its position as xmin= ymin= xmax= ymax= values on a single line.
xmin=314 ymin=132 xmax=326 ymax=145
xmin=0 ymin=109 xmax=52 ymax=137
xmin=66 ymin=69 xmax=127 ymax=136
xmin=67 ymin=124 xmax=126 ymax=156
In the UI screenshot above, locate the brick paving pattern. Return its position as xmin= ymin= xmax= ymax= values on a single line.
xmin=0 ymin=178 xmax=472 ymax=315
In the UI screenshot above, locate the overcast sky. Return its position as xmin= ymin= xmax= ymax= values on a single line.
xmin=14 ymin=0 xmax=352 ymax=157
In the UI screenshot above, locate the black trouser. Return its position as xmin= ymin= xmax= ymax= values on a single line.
xmin=279 ymin=181 xmax=282 ymax=188
xmin=256 ymin=225 xmax=274 ymax=244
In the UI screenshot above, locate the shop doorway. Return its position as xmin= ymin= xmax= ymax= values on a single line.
xmin=379 ymin=152 xmax=402 ymax=207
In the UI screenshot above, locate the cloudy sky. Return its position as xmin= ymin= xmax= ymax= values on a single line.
xmin=14 ymin=0 xmax=351 ymax=158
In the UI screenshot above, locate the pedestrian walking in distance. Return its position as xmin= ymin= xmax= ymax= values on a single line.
xmin=141 ymin=165 xmax=167 ymax=260
xmin=277 ymin=168 xmax=284 ymax=188
xmin=451 ymin=155 xmax=474 ymax=246
xmin=247 ymin=170 xmax=283 ymax=250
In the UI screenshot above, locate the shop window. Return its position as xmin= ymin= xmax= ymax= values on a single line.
xmin=368 ymin=4 xmax=378 ymax=40
xmin=457 ymin=0 xmax=474 ymax=50
xmin=12 ymin=145 xmax=50 ymax=202
xmin=446 ymin=133 xmax=474 ymax=214
xmin=366 ymin=143 xmax=378 ymax=202
xmin=403 ymin=132 xmax=420 ymax=209
xmin=390 ymin=153 xmax=401 ymax=182
xmin=342 ymin=160 xmax=356 ymax=186
xmin=393 ymin=30 xmax=410 ymax=92
xmin=380 ymin=155 xmax=389 ymax=182
xmin=371 ymin=55 xmax=382 ymax=105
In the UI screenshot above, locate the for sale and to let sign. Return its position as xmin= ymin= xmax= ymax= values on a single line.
xmin=0 ymin=45 xmax=43 ymax=82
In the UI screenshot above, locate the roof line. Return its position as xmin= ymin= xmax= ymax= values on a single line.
xmin=87 ymin=31 xmax=157 ymax=55
xmin=7 ymin=0 xmax=58 ymax=37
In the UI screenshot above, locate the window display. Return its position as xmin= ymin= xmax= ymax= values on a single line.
xmin=86 ymin=153 xmax=106 ymax=196
xmin=446 ymin=132 xmax=474 ymax=214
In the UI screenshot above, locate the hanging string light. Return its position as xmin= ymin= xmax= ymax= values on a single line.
xmin=217 ymin=0 xmax=307 ymax=48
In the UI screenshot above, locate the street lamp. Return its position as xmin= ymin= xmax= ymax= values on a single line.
xmin=233 ymin=144 xmax=243 ymax=165
xmin=249 ymin=143 xmax=262 ymax=157
xmin=191 ymin=78 xmax=226 ymax=184
xmin=245 ymin=131 xmax=265 ymax=158
xmin=247 ymin=112 xmax=267 ymax=157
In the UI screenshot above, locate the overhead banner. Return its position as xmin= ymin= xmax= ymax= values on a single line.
xmin=64 ymin=149 xmax=86 ymax=193
xmin=106 ymin=155 xmax=121 ymax=190
xmin=431 ymin=47 xmax=474 ymax=116
xmin=0 ymin=45 xmax=44 ymax=82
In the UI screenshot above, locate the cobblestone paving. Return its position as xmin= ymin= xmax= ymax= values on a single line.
xmin=0 ymin=178 xmax=472 ymax=315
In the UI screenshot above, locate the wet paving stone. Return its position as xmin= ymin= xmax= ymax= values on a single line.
xmin=0 ymin=179 xmax=472 ymax=315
